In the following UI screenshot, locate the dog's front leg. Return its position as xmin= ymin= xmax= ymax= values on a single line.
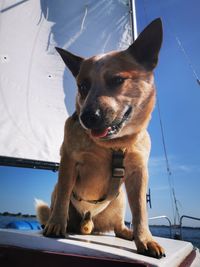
xmin=125 ymin=155 xmax=165 ymax=258
xmin=43 ymin=152 xmax=76 ymax=237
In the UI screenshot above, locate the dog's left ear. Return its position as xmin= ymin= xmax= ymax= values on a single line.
xmin=127 ymin=18 xmax=163 ymax=70
xmin=55 ymin=47 xmax=84 ymax=77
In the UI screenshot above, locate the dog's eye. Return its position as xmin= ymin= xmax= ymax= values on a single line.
xmin=108 ymin=76 xmax=125 ymax=88
xmin=114 ymin=76 xmax=124 ymax=84
xmin=78 ymin=80 xmax=90 ymax=98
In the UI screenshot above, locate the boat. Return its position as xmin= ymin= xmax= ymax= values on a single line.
xmin=0 ymin=228 xmax=199 ymax=267
xmin=0 ymin=0 xmax=199 ymax=266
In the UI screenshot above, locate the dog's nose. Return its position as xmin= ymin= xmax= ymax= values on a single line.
xmin=80 ymin=108 xmax=103 ymax=129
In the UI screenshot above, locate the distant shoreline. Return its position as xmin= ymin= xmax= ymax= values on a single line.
xmin=0 ymin=213 xmax=199 ymax=229
xmin=0 ymin=212 xmax=36 ymax=218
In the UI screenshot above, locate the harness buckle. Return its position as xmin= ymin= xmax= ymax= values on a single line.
xmin=112 ymin=167 xmax=125 ymax=178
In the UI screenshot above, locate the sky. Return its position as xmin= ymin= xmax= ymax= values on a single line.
xmin=0 ymin=0 xmax=200 ymax=227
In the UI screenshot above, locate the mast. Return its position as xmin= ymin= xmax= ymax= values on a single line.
xmin=129 ymin=1 xmax=151 ymax=209
xmin=129 ymin=0 xmax=138 ymax=41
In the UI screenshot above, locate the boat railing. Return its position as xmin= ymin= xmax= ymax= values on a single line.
xmin=130 ymin=214 xmax=199 ymax=240
xmin=180 ymin=215 xmax=200 ymax=240
xmin=148 ymin=215 xmax=172 ymax=238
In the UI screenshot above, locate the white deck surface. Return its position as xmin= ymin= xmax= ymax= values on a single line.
xmin=0 ymin=229 xmax=199 ymax=267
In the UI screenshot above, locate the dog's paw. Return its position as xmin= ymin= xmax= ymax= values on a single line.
xmin=43 ymin=220 xmax=67 ymax=238
xmin=115 ymin=227 xmax=134 ymax=241
xmin=136 ymin=239 xmax=165 ymax=259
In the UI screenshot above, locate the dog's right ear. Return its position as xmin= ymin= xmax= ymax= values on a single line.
xmin=55 ymin=47 xmax=84 ymax=77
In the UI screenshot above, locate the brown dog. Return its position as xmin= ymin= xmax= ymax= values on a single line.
xmin=36 ymin=18 xmax=165 ymax=258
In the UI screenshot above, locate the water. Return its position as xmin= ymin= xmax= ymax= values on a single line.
xmin=0 ymin=216 xmax=199 ymax=249
xmin=150 ymin=225 xmax=200 ymax=249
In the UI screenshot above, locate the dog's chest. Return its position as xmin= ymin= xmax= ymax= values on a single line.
xmin=74 ymin=148 xmax=112 ymax=199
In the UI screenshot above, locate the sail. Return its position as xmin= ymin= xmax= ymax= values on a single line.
xmin=0 ymin=0 xmax=132 ymax=163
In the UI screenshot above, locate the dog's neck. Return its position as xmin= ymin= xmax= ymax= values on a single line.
xmin=91 ymin=130 xmax=143 ymax=151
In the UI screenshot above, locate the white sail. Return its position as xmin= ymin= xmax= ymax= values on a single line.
xmin=0 ymin=0 xmax=132 ymax=163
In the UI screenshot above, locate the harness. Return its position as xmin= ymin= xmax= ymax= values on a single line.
xmin=72 ymin=149 xmax=125 ymax=204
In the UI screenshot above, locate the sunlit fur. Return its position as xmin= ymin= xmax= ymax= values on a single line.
xmin=36 ymin=19 xmax=165 ymax=258
xmin=76 ymin=51 xmax=156 ymax=147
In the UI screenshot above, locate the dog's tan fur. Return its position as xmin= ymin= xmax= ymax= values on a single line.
xmin=36 ymin=19 xmax=165 ymax=258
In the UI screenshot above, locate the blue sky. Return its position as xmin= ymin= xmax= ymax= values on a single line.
xmin=136 ymin=0 xmax=200 ymax=226
xmin=0 ymin=0 xmax=200 ymax=227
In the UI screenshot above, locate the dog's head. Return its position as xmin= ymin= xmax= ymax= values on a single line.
xmin=56 ymin=18 xmax=162 ymax=141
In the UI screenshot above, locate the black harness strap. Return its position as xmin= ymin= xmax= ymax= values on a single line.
xmin=106 ymin=149 xmax=125 ymax=201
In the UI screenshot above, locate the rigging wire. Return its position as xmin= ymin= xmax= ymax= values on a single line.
xmin=157 ymin=93 xmax=182 ymax=225
xmin=157 ymin=97 xmax=177 ymax=224
xmin=143 ymin=0 xmax=200 ymax=87
xmin=175 ymin=36 xmax=200 ymax=86
xmin=142 ymin=0 xmax=181 ymax=224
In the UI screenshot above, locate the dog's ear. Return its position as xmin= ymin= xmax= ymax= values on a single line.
xmin=127 ymin=18 xmax=163 ymax=70
xmin=55 ymin=47 xmax=84 ymax=77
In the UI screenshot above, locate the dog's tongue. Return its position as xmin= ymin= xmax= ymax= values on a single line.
xmin=91 ymin=127 xmax=110 ymax=138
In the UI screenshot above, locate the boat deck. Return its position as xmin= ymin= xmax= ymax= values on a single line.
xmin=0 ymin=229 xmax=199 ymax=267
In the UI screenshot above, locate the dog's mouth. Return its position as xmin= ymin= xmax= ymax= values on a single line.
xmin=90 ymin=106 xmax=132 ymax=139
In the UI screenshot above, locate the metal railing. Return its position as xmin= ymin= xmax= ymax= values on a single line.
xmin=148 ymin=214 xmax=200 ymax=240
xmin=180 ymin=215 xmax=200 ymax=240
xmin=149 ymin=215 xmax=172 ymax=238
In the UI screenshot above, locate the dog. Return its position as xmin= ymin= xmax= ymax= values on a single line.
xmin=36 ymin=18 xmax=165 ymax=258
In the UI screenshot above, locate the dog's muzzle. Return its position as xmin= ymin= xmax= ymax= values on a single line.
xmin=80 ymin=106 xmax=132 ymax=139
xmin=80 ymin=108 xmax=104 ymax=130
